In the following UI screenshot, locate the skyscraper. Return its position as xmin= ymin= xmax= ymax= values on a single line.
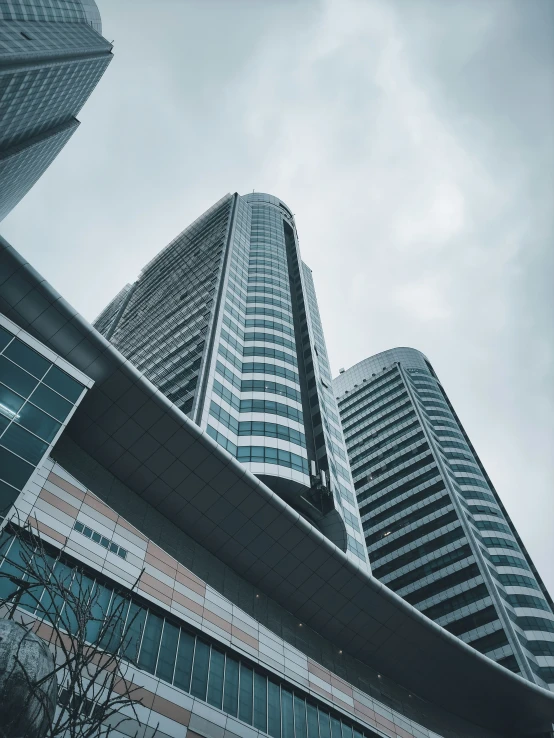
xmin=3 ymin=235 xmax=554 ymax=738
xmin=334 ymin=348 xmax=554 ymax=691
xmin=95 ymin=192 xmax=368 ymax=568
xmin=0 ymin=0 xmax=112 ymax=221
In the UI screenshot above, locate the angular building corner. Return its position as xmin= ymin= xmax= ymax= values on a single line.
xmin=334 ymin=347 xmax=554 ymax=692
xmin=0 ymin=0 xmax=113 ymax=221
xmin=94 ymin=192 xmax=369 ymax=569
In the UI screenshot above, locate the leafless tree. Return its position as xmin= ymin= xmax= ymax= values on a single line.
xmin=0 ymin=516 xmax=157 ymax=738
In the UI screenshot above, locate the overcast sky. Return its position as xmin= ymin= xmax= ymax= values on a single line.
xmin=2 ymin=0 xmax=553 ymax=592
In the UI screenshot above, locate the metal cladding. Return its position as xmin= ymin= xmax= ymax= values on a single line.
xmin=335 ymin=348 xmax=554 ymax=692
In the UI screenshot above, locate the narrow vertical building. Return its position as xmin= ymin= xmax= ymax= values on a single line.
xmin=0 ymin=0 xmax=113 ymax=220
xmin=334 ymin=348 xmax=554 ymax=690
xmin=95 ymin=193 xmax=368 ymax=567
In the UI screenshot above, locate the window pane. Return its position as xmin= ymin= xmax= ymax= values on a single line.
xmin=238 ymin=663 xmax=253 ymax=724
xmin=138 ymin=611 xmax=163 ymax=673
xmin=353 ymin=730 xmax=364 ymax=738
xmin=294 ymin=695 xmax=308 ymax=738
xmin=0 ymin=356 xmax=38 ymax=398
xmin=306 ymin=703 xmax=319 ymax=738
xmin=100 ymin=593 xmax=130 ymax=653
xmin=207 ymin=648 xmax=225 ymax=709
xmin=330 ymin=717 xmax=342 ymax=738
xmin=253 ymin=672 xmax=267 ymax=732
xmin=43 ymin=365 xmax=84 ymax=402
xmin=190 ymin=640 xmax=210 ymax=699
xmin=0 ymin=446 xmax=34 ymax=490
xmin=0 ymin=423 xmax=48 ymax=464
xmin=341 ymin=724 xmax=353 ymax=738
xmin=4 ymin=340 xmax=49 ymax=379
xmin=174 ymin=630 xmax=195 ymax=692
xmin=156 ymin=621 xmax=179 ymax=683
xmin=29 ymin=384 xmax=72 ymax=422
xmin=223 ymin=655 xmax=239 ymax=716
xmin=0 ymin=383 xmax=25 ymax=420
xmin=122 ymin=603 xmax=147 ymax=663
xmin=61 ymin=571 xmax=94 ymax=635
xmin=0 ymin=480 xmax=20 ymax=515
xmin=0 ymin=327 xmax=11 ymax=352
xmin=267 ymin=680 xmax=281 ymax=738
xmin=86 ymin=583 xmax=113 ymax=644
xmin=319 ymin=709 xmax=331 ymax=738
xmin=282 ymin=688 xmax=294 ymax=738
xmin=16 ymin=403 xmax=60 ymax=442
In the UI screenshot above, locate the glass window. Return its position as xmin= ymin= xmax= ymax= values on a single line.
xmin=43 ymin=365 xmax=84 ymax=402
xmin=0 ymin=423 xmax=48 ymax=465
xmin=223 ymin=655 xmax=239 ymax=716
xmin=239 ymin=663 xmax=253 ymax=724
xmin=253 ymin=672 xmax=267 ymax=732
xmin=4 ymin=340 xmax=50 ymax=379
xmin=0 ymin=326 xmax=11 ymax=352
xmin=138 ymin=611 xmax=163 ymax=673
xmin=319 ymin=709 xmax=331 ymax=738
xmin=190 ymin=639 xmax=210 ymax=699
xmin=0 ymin=356 xmax=38 ymax=398
xmin=0 ymin=384 xmax=25 ymax=420
xmin=174 ymin=630 xmax=195 ymax=692
xmin=86 ymin=583 xmax=112 ymax=644
xmin=100 ymin=593 xmax=130 ymax=653
xmin=330 ymin=717 xmax=342 ymax=738
xmin=156 ymin=621 xmax=179 ymax=683
xmin=29 ymin=384 xmax=72 ymax=422
xmin=0 ymin=446 xmax=34 ymax=490
xmin=294 ymin=695 xmax=308 ymax=738
xmin=0 ymin=480 xmax=20 ymax=514
xmin=267 ymin=680 xmax=281 ymax=738
xmin=16 ymin=402 xmax=61 ymax=443
xmin=281 ymin=688 xmax=294 ymax=738
xmin=207 ymin=648 xmax=225 ymax=709
xmin=341 ymin=724 xmax=353 ymax=738
xmin=0 ymin=415 xmax=9 ymax=435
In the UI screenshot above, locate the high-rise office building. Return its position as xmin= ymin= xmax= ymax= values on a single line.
xmin=0 ymin=0 xmax=113 ymax=221
xmin=94 ymin=192 xmax=368 ymax=568
xmin=334 ymin=348 xmax=554 ymax=691
xmin=2 ymin=236 xmax=554 ymax=738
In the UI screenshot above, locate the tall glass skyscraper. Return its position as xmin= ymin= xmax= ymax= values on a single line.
xmin=0 ymin=0 xmax=113 ymax=221
xmin=334 ymin=348 xmax=554 ymax=690
xmin=95 ymin=192 xmax=368 ymax=568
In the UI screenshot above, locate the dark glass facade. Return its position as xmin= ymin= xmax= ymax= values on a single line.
xmin=334 ymin=348 xmax=554 ymax=690
xmin=94 ymin=193 xmax=368 ymax=567
xmin=0 ymin=0 xmax=112 ymax=220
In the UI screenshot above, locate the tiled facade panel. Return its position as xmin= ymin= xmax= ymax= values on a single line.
xmin=5 ymin=455 xmax=486 ymax=738
xmin=334 ymin=349 xmax=554 ymax=691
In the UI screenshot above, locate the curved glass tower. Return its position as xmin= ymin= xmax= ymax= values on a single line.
xmin=95 ymin=192 xmax=368 ymax=568
xmin=334 ymin=348 xmax=554 ymax=689
xmin=0 ymin=0 xmax=112 ymax=220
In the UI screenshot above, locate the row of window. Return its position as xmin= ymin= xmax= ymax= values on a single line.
xmin=236 ymin=446 xmax=309 ymax=475
xmin=0 ymin=536 xmax=379 ymax=738
xmin=372 ymin=526 xmax=466 ymax=579
xmin=73 ymin=521 xmax=127 ymax=559
xmin=238 ymin=423 xmax=306 ymax=449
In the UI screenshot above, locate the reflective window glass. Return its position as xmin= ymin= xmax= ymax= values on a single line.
xmin=0 ymin=384 xmax=25 ymax=421
xmin=4 ymin=340 xmax=50 ymax=379
xmin=267 ymin=680 xmax=281 ymax=738
xmin=331 ymin=716 xmax=342 ymax=738
xmin=207 ymin=648 xmax=225 ymax=709
xmin=306 ymin=703 xmax=319 ymax=738
xmin=190 ymin=639 xmax=210 ymax=699
xmin=0 ymin=356 xmax=38 ymax=398
xmin=138 ymin=611 xmax=163 ymax=673
xmin=156 ymin=621 xmax=179 ymax=683
xmin=223 ymin=656 xmax=239 ymax=716
xmin=43 ymin=365 xmax=84 ymax=402
xmin=0 ymin=326 xmax=11 ymax=352
xmin=0 ymin=423 xmax=48 ymax=464
xmin=281 ymin=688 xmax=294 ymax=738
xmin=29 ymin=384 xmax=72 ymax=422
xmin=0 ymin=446 xmax=34 ymax=489
xmin=174 ymin=630 xmax=195 ymax=692
xmin=294 ymin=695 xmax=308 ymax=738
xmin=319 ymin=709 xmax=331 ymax=738
xmin=0 ymin=480 xmax=20 ymax=514
xmin=86 ymin=583 xmax=112 ymax=644
xmin=253 ymin=672 xmax=267 ymax=732
xmin=16 ymin=402 xmax=61 ymax=442
xmin=239 ymin=663 xmax=253 ymax=724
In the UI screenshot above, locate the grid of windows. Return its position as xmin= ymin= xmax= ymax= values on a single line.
xmin=0 ymin=325 xmax=84 ymax=511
